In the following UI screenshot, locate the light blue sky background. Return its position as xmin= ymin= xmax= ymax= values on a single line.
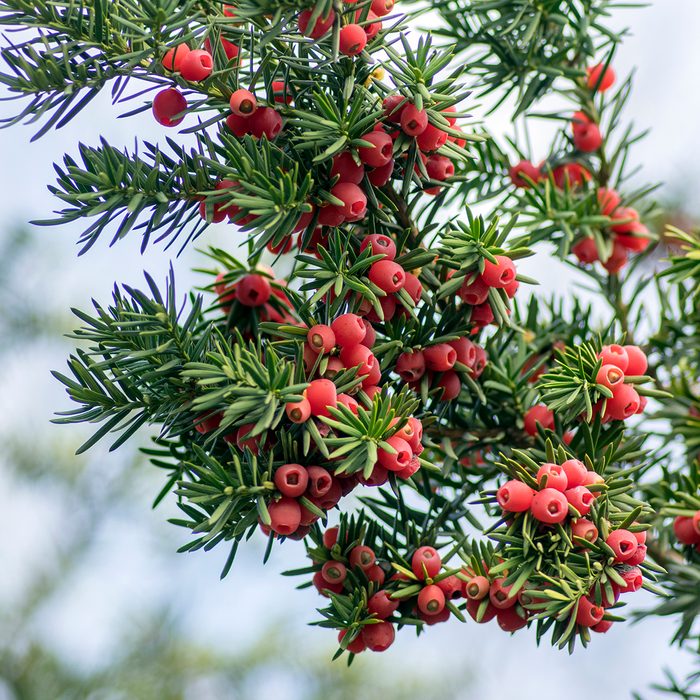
xmin=1 ymin=3 xmax=699 ymax=698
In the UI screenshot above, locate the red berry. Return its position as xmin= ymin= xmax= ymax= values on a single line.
xmin=423 ymin=343 xmax=457 ymax=372
xmin=598 ymin=187 xmax=621 ymax=215
xmin=378 ymin=435 xmax=412 ymax=472
xmin=610 ymin=207 xmax=640 ymax=234
xmin=449 ymin=337 xmax=477 ymax=369
xmin=307 ymin=324 xmax=336 ymax=354
xmin=205 ymin=35 xmax=240 ymax=62
xmin=576 ymin=597 xmax=604 ymax=627
xmin=565 ymin=486 xmax=594 ymax=516
xmin=404 ymin=416 xmax=423 ymax=453
xmin=627 ymin=543 xmax=647 ymax=566
xmin=383 ymin=95 xmax=406 ymax=123
xmin=464 ymin=575 xmax=490 ymax=600
xmin=237 ymin=274 xmax=271 ymax=306
xmin=553 ymin=162 xmax=590 ymax=189
xmin=459 ymin=276 xmax=490 ymax=305
xmin=471 ymin=303 xmax=495 ymax=329
xmin=623 ymin=345 xmax=648 ymax=375
xmin=619 ymin=567 xmax=644 ymax=593
xmin=426 ymin=154 xmax=455 ymax=181
xmin=606 ymin=529 xmax=637 ymax=562
xmin=400 ymin=104 xmax=429 ymax=136
xmin=323 ymin=527 xmax=339 ymax=549
xmin=267 ymin=497 xmax=302 ymax=536
xmin=587 ymin=63 xmax=616 ymax=92
xmin=339 ymin=343 xmax=377 ymax=379
xmin=530 ymin=488 xmax=569 ymax=524
xmin=418 ymin=584 xmax=446 ymax=615
xmin=489 ymin=578 xmax=517 ymax=609
xmin=229 ymin=88 xmax=257 ymax=117
xmin=368 ymin=590 xmax=399 ymax=619
xmin=466 ymin=598 xmax=498 ymax=623
xmin=331 ymin=152 xmax=365 ymax=184
xmin=604 ymin=382 xmax=640 ymax=421
xmin=248 ymin=107 xmax=283 ymax=140
xmin=360 ymin=233 xmax=397 ymax=261
xmin=339 ymin=23 xmax=368 ymax=56
xmin=596 ymin=363 xmax=626 ymax=390
xmin=436 ymin=575 xmax=463 ymax=600
xmin=435 ymin=371 xmax=461 ymax=401
xmin=536 ymin=463 xmax=569 ymax=491
xmin=599 ymin=344 xmax=629 ymax=372
xmin=331 ymin=182 xmax=367 ymax=222
xmin=162 ymin=44 xmax=191 ymax=72
xmin=313 ymin=570 xmax=343 ymax=596
xmin=616 ymin=221 xmax=651 ymax=252
xmin=412 ymin=546 xmax=441 ymax=580
xmin=693 ymin=511 xmax=700 ymax=537
xmin=396 ymin=350 xmax=425 ymax=382
xmin=402 ymin=272 xmax=423 ymax=305
xmin=360 ymin=10 xmax=382 ymax=40
xmin=572 ymin=237 xmax=599 ymax=264
xmin=558 ymin=460 xmax=586 ymax=490
xmin=331 ymin=313 xmax=367 ymax=347
xmin=298 ymin=9 xmax=335 ymax=38
xmin=274 ymin=463 xmax=309 ymax=498
xmin=673 ymin=516 xmax=700 ymax=545
xmin=481 ymin=255 xmax=517 ymax=288
xmin=307 ymin=465 xmax=333 ymax=498
xmin=321 ymin=560 xmax=347 ymax=585
xmin=226 ymin=113 xmax=251 ymax=137
xmin=497 ymin=606 xmax=528 ymax=632
xmin=571 ymin=518 xmax=599 ymax=544
xmin=573 ymin=122 xmax=603 ymax=152
xmin=371 ymin=0 xmax=394 ymax=16
xmin=338 ymin=629 xmax=366 ymax=654
xmin=305 ymin=378 xmax=338 ymax=418
xmin=361 ymin=621 xmax=395 ymax=652
xmin=416 ymin=123 xmax=447 ymax=152
xmin=358 ymin=131 xmax=394 ymax=167
xmin=523 ymin=404 xmax=555 ymax=436
xmin=368 ymin=260 xmax=405 ymax=293
xmin=180 ymin=49 xmax=213 ymax=82
xmin=152 ymin=88 xmax=188 ymax=127
xmin=286 ymin=397 xmax=311 ymax=423
xmin=592 ymin=619 xmax=614 ymax=634
xmin=367 ymin=158 xmax=395 ymax=187
xmin=349 ymin=545 xmax=376 ymax=571
xmin=497 ymin=480 xmax=535 ymax=512
xmin=509 ymin=160 xmax=542 ymax=188
xmin=337 ymin=392 xmax=359 ymax=414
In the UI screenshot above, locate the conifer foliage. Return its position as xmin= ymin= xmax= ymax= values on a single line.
xmin=1 ymin=0 xmax=699 ymax=688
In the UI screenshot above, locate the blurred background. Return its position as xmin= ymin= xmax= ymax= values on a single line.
xmin=1 ymin=2 xmax=699 ymax=699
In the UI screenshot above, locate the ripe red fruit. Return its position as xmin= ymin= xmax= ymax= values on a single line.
xmin=560 ymin=459 xmax=587 ymax=489
xmin=367 ymin=158 xmax=395 ymax=187
xmin=237 ymin=274 xmax=271 ymax=306
xmin=509 ymin=160 xmax=542 ymax=188
xmin=331 ymin=152 xmax=365 ymax=184
xmin=435 ymin=371 xmax=461 ymax=401
xmin=360 ymin=233 xmax=397 ymax=261
xmin=466 ymin=598 xmax=498 ymax=623
xmin=530 ymin=488 xmax=569 ymax=524
xmin=572 ymin=110 xmax=592 ymax=133
xmin=368 ymin=590 xmax=400 ymax=619
xmin=459 ymin=276 xmax=490 ymax=305
xmin=572 ymin=237 xmax=599 ymax=264
xmin=616 ymin=221 xmax=651 ymax=252
xmin=523 ymin=404 xmax=555 ymax=436
xmin=323 ymin=527 xmax=339 ymax=549
xmin=313 ymin=570 xmax=343 ymax=595
xmin=411 ymin=546 xmax=441 ymax=579
xmin=371 ymin=0 xmax=394 ymax=16
xmin=423 ymin=343 xmax=457 ymax=372
xmin=226 ymin=113 xmax=251 ymax=138
xmin=349 ymin=545 xmax=376 ymax=571
xmin=596 ymin=363 xmax=625 ymax=390
xmin=599 ymin=344 xmax=630 ymax=372
xmin=305 ymin=378 xmax=338 ymax=418
xmin=267 ymin=497 xmax=302 ymax=536
xmin=180 ymin=49 xmax=214 ymax=82
xmin=361 ymin=10 xmax=383 ymax=40
xmin=553 ymin=162 xmax=590 ymax=189
xmin=497 ymin=480 xmax=535 ymax=512
xmin=358 ymin=130 xmax=394 ymax=167
xmin=449 ymin=337 xmax=477 ymax=368
xmin=307 ymin=324 xmax=336 ymax=354
xmin=339 ymin=23 xmax=368 ymax=56
xmin=673 ymin=516 xmax=700 ymax=545
xmin=337 ymin=393 xmax=359 ymax=414
xmin=623 ymin=345 xmax=648 ymax=375
xmin=605 ymin=382 xmax=641 ymax=420
xmin=592 ymin=619 xmax=614 ymax=634
xmin=274 ymin=463 xmax=309 ymax=498
xmin=248 ymin=107 xmax=283 ymax=140
xmin=573 ymin=122 xmax=603 ymax=152
xmin=404 ymin=416 xmax=423 ymax=453
xmin=383 ymin=95 xmax=406 ymax=123
xmin=497 ymin=606 xmax=529 ymax=632
xmin=361 ymin=621 xmax=395 ymax=652
xmin=693 ymin=511 xmax=700 ymax=537
xmin=470 ymin=302 xmax=494 ymax=329
xmin=571 ymin=518 xmax=599 ymax=544
xmin=598 ymin=187 xmax=621 ymax=215
xmin=339 ymin=343 xmax=376 ymax=377
xmin=298 ymin=9 xmax=335 ymax=38
xmin=285 ymin=397 xmax=311 ymax=423
xmin=307 ymin=465 xmax=333 ymax=498
xmin=464 ymin=575 xmax=490 ymax=600
xmin=152 ymin=88 xmax=188 ymax=127
xmin=619 ymin=567 xmax=644 ymax=593
xmin=606 ymin=529 xmax=638 ymax=561
xmin=481 ymin=255 xmax=517 ymax=288
xmin=400 ymin=104 xmax=429 ymax=136
xmin=204 ymin=35 xmax=240 ymax=62
xmin=396 ymin=350 xmax=425 ymax=382
xmin=331 ymin=313 xmax=367 ymax=347
xmin=627 ymin=543 xmax=647 ymax=566
xmin=338 ymin=629 xmax=366 ymax=654
xmin=565 ymin=486 xmax=594 ymax=517
xmin=576 ymin=597 xmax=604 ymax=627
xmin=331 ymin=181 xmax=367 ymax=222
xmin=368 ymin=260 xmax=406 ymax=293
xmin=610 ymin=206 xmax=640 ymax=234
xmin=426 ymin=154 xmax=455 ymax=181
xmin=418 ymin=584 xmax=446 ymax=615
xmin=602 ymin=240 xmax=629 ymax=274
xmin=229 ymin=88 xmax=257 ymax=117
xmin=587 ymin=63 xmax=616 ymax=92
xmin=321 ymin=560 xmax=347 ymax=585
xmin=416 ymin=122 xmax=447 ymax=151
xmin=378 ymin=435 xmax=412 ymax=472
xmin=489 ymin=578 xmax=517 ymax=609
xmin=162 ymin=44 xmax=191 ymax=72
xmin=436 ymin=575 xmax=463 ymax=600
xmin=536 ymin=463 xmax=569 ymax=491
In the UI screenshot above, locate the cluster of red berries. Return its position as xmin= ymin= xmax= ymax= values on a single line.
xmin=462 ymin=567 xmax=530 ymax=632
xmin=496 ymin=458 xmax=605 ymax=526
xmin=397 ymin=336 xmax=488 ymax=402
xmin=593 ymin=344 xmax=648 ymax=421
xmin=673 ymin=512 xmax=700 ymax=550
